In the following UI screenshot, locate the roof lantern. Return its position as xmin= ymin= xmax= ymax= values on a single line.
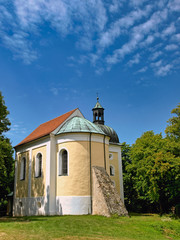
xmin=92 ymin=95 xmax=104 ymax=125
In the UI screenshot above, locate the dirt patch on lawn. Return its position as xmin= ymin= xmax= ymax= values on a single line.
xmin=0 ymin=232 xmax=7 ymax=240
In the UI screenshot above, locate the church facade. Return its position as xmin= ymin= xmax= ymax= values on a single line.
xmin=13 ymin=99 xmax=124 ymax=216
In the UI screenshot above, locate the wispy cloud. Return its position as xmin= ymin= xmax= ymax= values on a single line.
xmin=168 ymin=0 xmax=180 ymax=12
xmin=127 ymin=53 xmax=140 ymax=66
xmin=149 ymin=51 xmax=163 ymax=61
xmin=6 ymin=123 xmax=28 ymax=138
xmin=0 ymin=0 xmax=179 ymax=76
xmin=99 ymin=4 xmax=152 ymax=48
xmin=162 ymin=23 xmax=176 ymax=37
xmin=2 ymin=32 xmax=37 ymax=64
xmin=106 ymin=8 xmax=169 ymax=66
xmin=136 ymin=66 xmax=147 ymax=73
xmin=108 ymin=0 xmax=124 ymax=13
xmin=151 ymin=60 xmax=172 ymax=76
xmin=165 ymin=44 xmax=179 ymax=51
xmin=50 ymin=87 xmax=59 ymax=96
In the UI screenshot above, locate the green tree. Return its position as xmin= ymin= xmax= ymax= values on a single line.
xmin=0 ymin=91 xmax=14 ymax=214
xmin=121 ymin=142 xmax=137 ymax=211
xmin=165 ymin=103 xmax=180 ymax=140
xmin=130 ymin=131 xmax=180 ymax=213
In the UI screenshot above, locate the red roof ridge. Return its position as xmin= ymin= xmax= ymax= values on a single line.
xmin=15 ymin=108 xmax=78 ymax=148
xmin=39 ymin=108 xmax=79 ymax=126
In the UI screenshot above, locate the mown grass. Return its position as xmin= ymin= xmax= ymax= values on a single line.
xmin=0 ymin=214 xmax=179 ymax=240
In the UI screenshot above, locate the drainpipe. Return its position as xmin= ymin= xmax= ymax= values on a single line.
xmin=89 ymin=133 xmax=92 ymax=214
xmin=13 ymin=151 xmax=18 ymax=216
xmin=103 ymin=135 xmax=106 ymax=171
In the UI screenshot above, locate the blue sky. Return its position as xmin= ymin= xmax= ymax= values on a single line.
xmin=0 ymin=0 xmax=180 ymax=146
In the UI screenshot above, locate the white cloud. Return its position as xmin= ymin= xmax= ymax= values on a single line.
xmin=150 ymin=51 xmax=162 ymax=61
xmin=129 ymin=0 xmax=148 ymax=7
xmin=14 ymin=0 xmax=107 ymax=34
xmin=156 ymin=64 xmax=172 ymax=76
xmin=99 ymin=5 xmax=152 ymax=48
xmin=7 ymin=122 xmax=28 ymax=137
xmin=151 ymin=60 xmax=163 ymax=67
xmin=161 ymin=23 xmax=176 ymax=37
xmin=106 ymin=8 xmax=169 ymax=66
xmin=76 ymin=36 xmax=93 ymax=51
xmin=128 ymin=53 xmax=140 ymax=66
xmin=50 ymin=87 xmax=59 ymax=96
xmin=136 ymin=66 xmax=147 ymax=73
xmin=2 ymin=31 xmax=37 ymax=64
xmin=0 ymin=0 xmax=107 ymax=63
xmin=172 ymin=33 xmax=180 ymax=42
xmin=95 ymin=67 xmax=104 ymax=75
xmin=165 ymin=44 xmax=178 ymax=51
xmin=0 ymin=0 xmax=179 ymax=77
xmin=109 ymin=0 xmax=124 ymax=13
xmin=168 ymin=0 xmax=180 ymax=12
xmin=151 ymin=60 xmax=173 ymax=76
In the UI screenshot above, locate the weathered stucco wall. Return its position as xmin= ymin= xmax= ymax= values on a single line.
xmin=16 ymin=151 xmax=29 ymax=198
xmin=31 ymin=145 xmax=46 ymax=197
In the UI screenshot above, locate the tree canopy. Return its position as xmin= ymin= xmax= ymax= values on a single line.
xmin=122 ymin=103 xmax=180 ymax=214
xmin=0 ymin=92 xmax=11 ymax=135
xmin=0 ymin=91 xmax=14 ymax=214
xmin=165 ymin=103 xmax=180 ymax=140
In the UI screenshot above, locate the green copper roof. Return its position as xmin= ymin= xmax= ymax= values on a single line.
xmin=93 ymin=97 xmax=104 ymax=109
xmin=94 ymin=101 xmax=103 ymax=109
xmin=97 ymin=124 xmax=119 ymax=143
xmin=56 ymin=117 xmax=106 ymax=135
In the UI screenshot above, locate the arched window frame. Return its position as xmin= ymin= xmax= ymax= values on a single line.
xmin=110 ymin=165 xmax=115 ymax=176
xmin=58 ymin=148 xmax=69 ymax=176
xmin=35 ymin=152 xmax=43 ymax=178
xmin=20 ymin=157 xmax=26 ymax=180
xmin=109 ymin=153 xmax=113 ymax=160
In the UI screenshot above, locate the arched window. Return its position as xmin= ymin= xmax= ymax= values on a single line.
xmin=109 ymin=153 xmax=113 ymax=160
xmin=110 ymin=165 xmax=115 ymax=176
xmin=59 ymin=149 xmax=68 ymax=176
xmin=98 ymin=112 xmax=101 ymax=120
xmin=20 ymin=157 xmax=26 ymax=180
xmin=95 ymin=112 xmax=98 ymax=121
xmin=35 ymin=153 xmax=42 ymax=178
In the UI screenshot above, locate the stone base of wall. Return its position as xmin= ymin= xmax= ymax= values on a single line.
xmin=92 ymin=166 xmax=128 ymax=217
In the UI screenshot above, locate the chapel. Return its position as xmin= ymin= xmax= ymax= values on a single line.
xmin=13 ymin=98 xmax=126 ymax=216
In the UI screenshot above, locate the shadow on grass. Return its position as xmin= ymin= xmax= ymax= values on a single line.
xmin=128 ymin=212 xmax=155 ymax=217
xmin=0 ymin=216 xmax=51 ymax=223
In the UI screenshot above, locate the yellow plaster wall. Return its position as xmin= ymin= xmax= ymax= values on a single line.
xmin=16 ymin=151 xmax=29 ymax=198
xmin=91 ymin=141 xmax=105 ymax=168
xmin=109 ymin=151 xmax=120 ymax=194
xmin=31 ymin=146 xmax=46 ymax=197
xmin=56 ymin=141 xmax=90 ymax=196
xmin=56 ymin=135 xmax=109 ymax=197
xmin=105 ymin=141 xmax=110 ymax=175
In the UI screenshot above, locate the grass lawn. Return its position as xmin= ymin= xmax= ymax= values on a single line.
xmin=0 ymin=213 xmax=179 ymax=240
